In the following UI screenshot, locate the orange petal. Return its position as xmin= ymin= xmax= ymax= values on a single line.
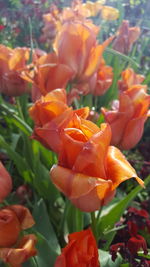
xmin=50 ymin=165 xmax=113 ymax=212
xmin=73 ymin=123 xmax=111 ymax=178
xmin=7 ymin=205 xmax=35 ymax=230
xmin=84 ymin=45 xmax=105 ymax=78
xmin=74 ymin=107 xmax=90 ymax=119
xmin=43 ymin=88 xmax=67 ymax=103
xmin=0 ymin=234 xmax=37 ymax=267
xmin=9 ymin=48 xmax=29 ymax=70
xmin=0 ymin=209 xmax=21 ymax=247
xmin=29 ymin=100 xmax=68 ymax=126
xmin=33 ymin=108 xmax=73 ymax=153
xmin=106 ymin=146 xmax=144 ymax=189
xmin=58 ymin=128 xmax=85 ymax=169
xmin=0 ymin=161 xmax=12 ymax=202
xmin=84 ymin=36 xmax=114 ymax=79
xmin=120 ymin=116 xmax=147 ymax=150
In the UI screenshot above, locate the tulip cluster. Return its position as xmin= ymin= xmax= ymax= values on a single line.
xmin=40 ymin=0 xmax=119 ymax=47
xmin=0 ymin=2 xmax=149 ymax=266
xmin=21 ymin=20 xmax=114 ymax=103
xmin=0 ymin=162 xmax=37 ymax=266
xmin=30 ymin=88 xmax=144 ymax=212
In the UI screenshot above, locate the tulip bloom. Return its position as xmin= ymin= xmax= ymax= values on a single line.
xmin=21 ymin=52 xmax=74 ymax=101
xmin=54 ymin=21 xmax=113 ymax=95
xmin=29 ymin=88 xmax=89 ymax=153
xmin=90 ymin=59 xmax=113 ymax=96
xmin=0 ymin=161 xmax=12 ymax=202
xmin=50 ymin=122 xmax=144 ymax=212
xmin=0 ymin=45 xmax=30 ymax=96
xmin=112 ymin=20 xmax=140 ymax=54
xmin=118 ymin=68 xmax=145 ymax=92
xmin=101 ymin=83 xmax=150 ymax=150
xmin=0 ymin=205 xmax=37 ymax=266
xmin=0 ymin=235 xmax=37 ymax=267
xmin=55 ymin=228 xmax=100 ymax=267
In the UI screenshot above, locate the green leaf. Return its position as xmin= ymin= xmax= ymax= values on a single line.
xmin=33 ymin=199 xmax=60 ymax=255
xmin=0 ymin=135 xmax=33 ymax=183
xmin=35 ymin=233 xmax=58 ymax=267
xmin=138 ymin=249 xmax=150 ymax=260
xmin=120 ymin=264 xmax=130 ymax=267
xmin=105 ymin=48 xmax=139 ymax=70
xmin=97 ymin=175 xmax=150 ymax=249
xmin=32 ymin=141 xmax=60 ymax=201
xmin=1 ymin=103 xmax=32 ymax=136
xmin=99 ymin=250 xmax=122 ymax=267
xmin=66 ymin=201 xmax=84 ymax=233
xmin=34 ymin=160 xmax=60 ymax=201
xmin=23 ymin=257 xmax=38 ymax=267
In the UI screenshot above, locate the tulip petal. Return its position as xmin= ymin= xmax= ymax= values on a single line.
xmin=0 ymin=209 xmax=21 ymax=247
xmin=73 ymin=123 xmax=111 ymax=177
xmin=74 ymin=107 xmax=90 ymax=119
xmin=0 ymin=161 xmax=12 ymax=202
xmin=84 ymin=36 xmax=114 ymax=78
xmin=120 ymin=116 xmax=147 ymax=150
xmin=59 ymin=128 xmax=86 ymax=169
xmin=50 ymin=165 xmax=113 ymax=212
xmin=33 ymin=108 xmax=73 ymax=153
xmin=55 ymin=228 xmax=100 ymax=267
xmin=7 ymin=205 xmax=35 ymax=230
xmin=0 ymin=234 xmax=37 ymax=267
xmin=106 ymin=146 xmax=144 ymax=189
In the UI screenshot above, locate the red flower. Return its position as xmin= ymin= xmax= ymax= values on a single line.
xmin=110 ymin=243 xmax=125 ymax=261
xmin=127 ymin=221 xmax=148 ymax=255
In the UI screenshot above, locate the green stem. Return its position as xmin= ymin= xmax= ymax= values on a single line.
xmin=75 ymin=208 xmax=83 ymax=232
xmin=90 ymin=211 xmax=98 ymax=243
xmin=96 ymin=207 xmax=102 ymax=221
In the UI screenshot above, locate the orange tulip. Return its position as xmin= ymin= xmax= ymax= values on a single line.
xmin=118 ymin=68 xmax=145 ymax=92
xmin=0 ymin=161 xmax=12 ymax=202
xmin=29 ymin=88 xmax=89 ymax=153
xmin=90 ymin=59 xmax=113 ymax=96
xmin=101 ymin=83 xmax=150 ymax=150
xmin=0 ymin=234 xmax=37 ymax=267
xmin=0 ymin=205 xmax=36 ymax=266
xmin=29 ymin=88 xmax=68 ymax=126
xmin=0 ymin=45 xmax=30 ymax=96
xmin=112 ymin=20 xmax=140 ymax=54
xmin=0 ymin=205 xmax=35 ymax=247
xmin=55 ymin=228 xmax=100 ymax=267
xmin=21 ymin=52 xmax=74 ymax=101
xmin=50 ymin=122 xmax=144 ymax=212
xmin=54 ymin=21 xmax=113 ymax=87
xmin=0 ymin=209 xmax=21 ymax=247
